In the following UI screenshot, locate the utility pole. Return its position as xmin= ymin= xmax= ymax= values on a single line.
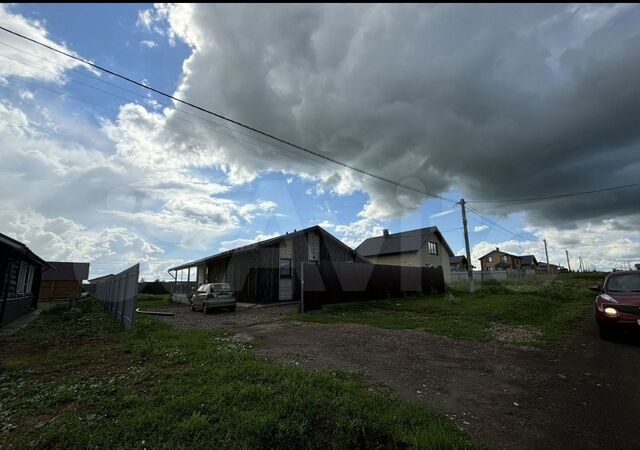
xmin=565 ymin=249 xmax=571 ymax=272
xmin=460 ymin=199 xmax=475 ymax=293
xmin=544 ymin=239 xmax=550 ymax=275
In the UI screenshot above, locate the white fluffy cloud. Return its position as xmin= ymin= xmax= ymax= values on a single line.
xmin=0 ymin=5 xmax=94 ymax=83
xmin=320 ymin=218 xmax=384 ymax=249
xmin=470 ymin=216 xmax=640 ymax=272
xmin=0 ymin=209 xmax=165 ymax=278
xmin=218 ymin=232 xmax=281 ymax=252
xmin=140 ymin=39 xmax=157 ymax=48
xmin=128 ymin=3 xmax=640 ymax=227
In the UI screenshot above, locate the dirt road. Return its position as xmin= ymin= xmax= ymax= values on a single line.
xmin=164 ymin=306 xmax=640 ymax=449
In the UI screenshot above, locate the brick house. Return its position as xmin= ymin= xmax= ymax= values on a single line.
xmin=478 ymin=248 xmax=523 ymax=271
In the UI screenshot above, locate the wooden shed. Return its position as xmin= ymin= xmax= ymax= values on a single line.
xmin=168 ymin=226 xmax=368 ymax=303
xmin=39 ymin=262 xmax=90 ymax=300
xmin=0 ymin=232 xmax=52 ymax=327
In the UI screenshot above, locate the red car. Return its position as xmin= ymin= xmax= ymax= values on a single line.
xmin=592 ymin=271 xmax=640 ymax=340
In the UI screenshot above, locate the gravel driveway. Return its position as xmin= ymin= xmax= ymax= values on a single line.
xmin=158 ymin=303 xmax=297 ymax=329
xmin=159 ymin=305 xmax=640 ymax=450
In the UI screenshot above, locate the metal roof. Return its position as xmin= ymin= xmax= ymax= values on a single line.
xmin=450 ymin=256 xmax=467 ymax=264
xmin=41 ymin=262 xmax=90 ymax=281
xmin=355 ymin=226 xmax=455 ymax=258
xmin=518 ymin=255 xmax=538 ymax=266
xmin=168 ymin=225 xmax=367 ymax=272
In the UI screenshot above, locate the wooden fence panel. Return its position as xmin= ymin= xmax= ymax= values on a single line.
xmin=302 ymin=262 xmax=445 ymax=311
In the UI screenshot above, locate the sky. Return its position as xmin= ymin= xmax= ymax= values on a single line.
xmin=1 ymin=3 xmax=639 ymax=279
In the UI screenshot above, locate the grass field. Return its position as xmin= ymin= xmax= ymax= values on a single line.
xmin=137 ymin=293 xmax=175 ymax=310
xmin=0 ymin=299 xmax=481 ymax=449
xmin=295 ymin=273 xmax=603 ymax=344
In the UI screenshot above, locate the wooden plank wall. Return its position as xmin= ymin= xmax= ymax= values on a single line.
xmin=39 ymin=280 xmax=81 ymax=300
xmin=302 ymin=262 xmax=446 ymax=311
xmin=207 ymin=245 xmax=279 ymax=302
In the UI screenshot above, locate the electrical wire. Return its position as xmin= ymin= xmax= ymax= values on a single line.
xmin=465 ymin=182 xmax=640 ymax=204
xmin=0 ymin=25 xmax=458 ymax=205
xmin=465 ymin=205 xmax=537 ymax=242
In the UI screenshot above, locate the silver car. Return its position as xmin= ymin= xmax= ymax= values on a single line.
xmin=190 ymin=283 xmax=236 ymax=313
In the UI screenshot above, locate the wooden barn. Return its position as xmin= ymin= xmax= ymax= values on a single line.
xmin=168 ymin=226 xmax=368 ymax=303
xmin=39 ymin=262 xmax=90 ymax=300
xmin=0 ymin=232 xmax=52 ymax=327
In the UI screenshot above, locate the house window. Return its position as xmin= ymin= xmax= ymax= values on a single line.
xmin=279 ymin=258 xmax=292 ymax=278
xmin=501 ymin=255 xmax=508 ymax=262
xmin=25 ymin=266 xmax=34 ymax=293
xmin=488 ymin=256 xmax=493 ymax=263
xmin=16 ymin=262 xmax=27 ymax=294
xmin=427 ymin=242 xmax=438 ymax=255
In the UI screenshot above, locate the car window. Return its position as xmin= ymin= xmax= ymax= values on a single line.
xmin=212 ymin=283 xmax=232 ymax=291
xmin=197 ymin=285 xmax=207 ymax=292
xmin=606 ymin=274 xmax=640 ymax=292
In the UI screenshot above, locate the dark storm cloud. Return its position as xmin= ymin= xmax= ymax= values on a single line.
xmin=149 ymin=3 xmax=640 ymax=225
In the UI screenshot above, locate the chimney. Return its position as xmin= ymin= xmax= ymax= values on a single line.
xmin=496 ymin=247 xmax=500 ymax=252
xmin=383 ymin=229 xmax=389 ymax=238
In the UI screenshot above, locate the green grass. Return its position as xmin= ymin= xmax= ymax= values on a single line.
xmin=137 ymin=293 xmax=175 ymax=310
xmin=0 ymin=299 xmax=481 ymax=449
xmin=295 ymin=274 xmax=602 ymax=344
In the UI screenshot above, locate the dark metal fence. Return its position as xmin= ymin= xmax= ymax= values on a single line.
xmin=93 ymin=263 xmax=139 ymax=329
xmin=302 ymin=262 xmax=446 ymax=311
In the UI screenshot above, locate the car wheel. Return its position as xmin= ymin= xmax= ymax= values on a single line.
xmin=203 ymin=303 xmax=208 ymax=314
xmin=599 ymin=326 xmax=615 ymax=341
xmin=190 ymin=302 xmax=195 ymax=311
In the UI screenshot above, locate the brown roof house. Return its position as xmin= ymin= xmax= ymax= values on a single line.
xmin=450 ymin=255 xmax=470 ymax=271
xmin=40 ymin=262 xmax=90 ymax=300
xmin=356 ymin=227 xmax=455 ymax=283
xmin=478 ymin=248 xmax=523 ymax=271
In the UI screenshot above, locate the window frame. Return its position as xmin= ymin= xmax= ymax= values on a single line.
xmin=25 ymin=266 xmax=34 ymax=293
xmin=16 ymin=262 xmax=27 ymax=295
xmin=279 ymin=258 xmax=292 ymax=278
xmin=427 ymin=241 xmax=438 ymax=255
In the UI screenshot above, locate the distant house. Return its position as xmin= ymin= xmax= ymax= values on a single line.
xmin=355 ymin=227 xmax=455 ymax=282
xmin=518 ymin=255 xmax=538 ymax=270
xmin=449 ymin=255 xmax=470 ymax=272
xmin=0 ymin=232 xmax=52 ymax=327
xmin=168 ymin=225 xmax=367 ymax=303
xmin=478 ymin=248 xmax=523 ymax=271
xmin=39 ymin=262 xmax=90 ymax=300
xmin=536 ymin=262 xmax=564 ymax=274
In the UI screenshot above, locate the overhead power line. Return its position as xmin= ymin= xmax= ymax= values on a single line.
xmin=0 ymin=25 xmax=458 ymax=205
xmin=465 ymin=205 xmax=537 ymax=242
xmin=466 ymin=182 xmax=640 ymax=204
xmin=1 ymin=51 xmax=451 ymax=201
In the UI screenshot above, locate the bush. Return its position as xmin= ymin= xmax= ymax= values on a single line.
xmin=479 ymin=280 xmax=511 ymax=295
xmin=443 ymin=292 xmax=461 ymax=304
xmin=139 ymin=281 xmax=170 ymax=295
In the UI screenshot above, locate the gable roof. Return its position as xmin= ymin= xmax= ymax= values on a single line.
xmin=477 ymin=248 xmax=521 ymax=260
xmin=519 ymin=255 xmax=538 ymax=266
xmin=450 ymin=256 xmax=467 ymax=264
xmin=0 ymin=232 xmax=53 ymax=269
xmin=168 ymin=225 xmax=367 ymax=272
xmin=41 ymin=262 xmax=90 ymax=281
xmin=355 ymin=226 xmax=455 ymax=258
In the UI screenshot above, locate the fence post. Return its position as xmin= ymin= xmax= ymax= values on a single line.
xmin=299 ymin=262 xmax=304 ymax=313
